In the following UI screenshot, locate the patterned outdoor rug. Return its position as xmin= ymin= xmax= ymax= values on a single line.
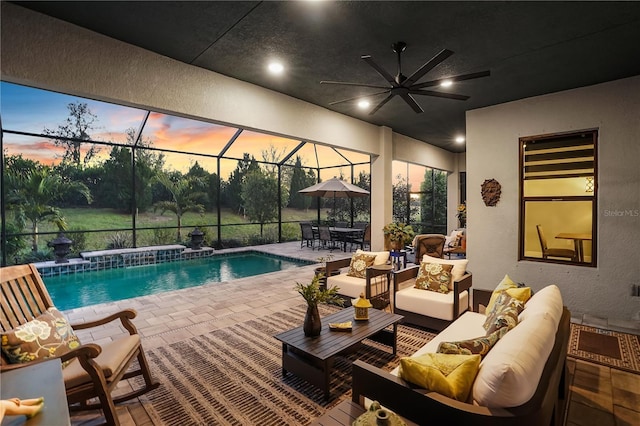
xmin=137 ymin=305 xmax=435 ymax=425
xmin=568 ymin=323 xmax=640 ymax=374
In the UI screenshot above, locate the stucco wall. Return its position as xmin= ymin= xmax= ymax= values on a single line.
xmin=466 ymin=76 xmax=640 ymax=321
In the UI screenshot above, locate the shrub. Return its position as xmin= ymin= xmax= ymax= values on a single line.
xmin=68 ymin=228 xmax=89 ymax=254
xmin=18 ymin=250 xmax=54 ymax=264
xmin=106 ymin=232 xmax=133 ymax=249
xmin=150 ymin=228 xmax=175 ymax=245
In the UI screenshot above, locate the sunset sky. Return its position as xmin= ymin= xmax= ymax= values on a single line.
xmin=1 ymin=82 xmax=370 ymax=180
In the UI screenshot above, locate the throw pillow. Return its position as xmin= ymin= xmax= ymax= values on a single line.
xmin=437 ymin=327 xmax=509 ymax=357
xmin=483 ymin=292 xmax=525 ymax=334
xmin=355 ymin=249 xmax=389 ymax=266
xmin=398 ymin=353 xmax=481 ymax=401
xmin=485 ymin=274 xmax=531 ymax=313
xmin=347 ymin=253 xmax=377 ymax=278
xmin=1 ymin=307 xmax=81 ymax=367
xmin=421 ymin=254 xmax=468 ymax=283
xmin=414 ymin=262 xmax=453 ymax=294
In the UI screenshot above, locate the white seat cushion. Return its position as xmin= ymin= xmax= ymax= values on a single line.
xmin=327 ymin=273 xmax=368 ymax=298
xmin=395 ymin=287 xmax=469 ymax=321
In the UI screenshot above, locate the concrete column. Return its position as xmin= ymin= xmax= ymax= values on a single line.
xmin=370 ymin=126 xmax=394 ymax=250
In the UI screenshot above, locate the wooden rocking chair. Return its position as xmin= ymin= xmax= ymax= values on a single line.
xmin=1 ymin=264 xmax=159 ymax=425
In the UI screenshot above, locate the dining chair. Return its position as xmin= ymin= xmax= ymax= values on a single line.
xmin=536 ymin=225 xmax=578 ymax=261
xmin=299 ymin=222 xmax=317 ymax=249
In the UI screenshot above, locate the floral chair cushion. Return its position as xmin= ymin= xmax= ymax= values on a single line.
xmin=1 ymin=307 xmax=81 ymax=367
xmin=437 ymin=327 xmax=509 ymax=357
xmin=347 ymin=253 xmax=377 ymax=278
xmin=414 ymin=262 xmax=453 ymax=294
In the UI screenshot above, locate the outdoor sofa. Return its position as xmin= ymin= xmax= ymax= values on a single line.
xmin=351 ymin=284 xmax=570 ymax=426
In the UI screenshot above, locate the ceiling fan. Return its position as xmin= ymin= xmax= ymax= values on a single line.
xmin=321 ymin=41 xmax=490 ymax=115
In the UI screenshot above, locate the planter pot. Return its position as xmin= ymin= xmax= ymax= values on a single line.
xmin=303 ymin=304 xmax=322 ymax=337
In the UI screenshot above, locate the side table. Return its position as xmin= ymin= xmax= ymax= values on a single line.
xmin=389 ymin=250 xmax=407 ymax=270
xmin=1 ymin=359 xmax=70 ymax=426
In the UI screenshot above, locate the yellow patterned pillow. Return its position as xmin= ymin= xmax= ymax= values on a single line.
xmin=347 ymin=253 xmax=377 ymax=278
xmin=398 ymin=353 xmax=481 ymax=401
xmin=414 ymin=262 xmax=453 ymax=294
xmin=485 ymin=274 xmax=531 ymax=313
xmin=1 ymin=307 xmax=81 ymax=367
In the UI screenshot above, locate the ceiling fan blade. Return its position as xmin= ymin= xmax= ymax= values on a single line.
xmin=403 ymin=49 xmax=454 ymax=87
xmin=361 ymin=55 xmax=398 ymax=86
xmin=409 ymin=89 xmax=470 ymax=101
xmin=320 ymin=80 xmax=390 ymax=89
xmin=369 ymin=93 xmax=395 ymax=115
xmin=410 ymin=70 xmax=491 ymax=90
xmin=399 ymin=93 xmax=424 ymax=113
xmin=328 ymin=89 xmax=392 ymax=106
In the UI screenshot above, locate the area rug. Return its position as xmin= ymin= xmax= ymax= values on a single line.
xmin=137 ymin=305 xmax=435 ymax=425
xmin=568 ymin=323 xmax=640 ymax=374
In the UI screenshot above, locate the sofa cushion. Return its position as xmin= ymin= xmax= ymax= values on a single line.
xmin=486 ymin=274 xmax=531 ymax=313
xmin=399 ymin=353 xmax=481 ymax=402
xmin=519 ymin=284 xmax=563 ymax=325
xmin=483 ymin=293 xmax=525 ymax=334
xmin=347 ymin=252 xmax=377 ymax=278
xmin=1 ymin=307 xmax=81 ymax=367
xmin=356 ymin=249 xmax=389 ymax=266
xmin=328 ymin=274 xmax=370 ymax=299
xmin=414 ymin=262 xmax=453 ymax=293
xmin=395 ymin=287 xmax=469 ymax=321
xmin=437 ymin=327 xmax=508 ymax=358
xmin=422 ymin=254 xmax=468 ymax=283
xmin=472 ymin=289 xmax=561 ymax=407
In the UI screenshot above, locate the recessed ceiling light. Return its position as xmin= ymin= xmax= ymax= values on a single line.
xmin=357 ymin=100 xmax=370 ymax=109
xmin=440 ymin=79 xmax=453 ymax=88
xmin=455 ymin=136 xmax=465 ymax=143
xmin=268 ymin=62 xmax=284 ymax=74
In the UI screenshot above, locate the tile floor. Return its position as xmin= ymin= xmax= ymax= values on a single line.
xmin=61 ymin=242 xmax=639 ymax=425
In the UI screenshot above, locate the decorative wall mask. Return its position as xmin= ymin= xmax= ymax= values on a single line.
xmin=481 ymin=179 xmax=501 ymax=206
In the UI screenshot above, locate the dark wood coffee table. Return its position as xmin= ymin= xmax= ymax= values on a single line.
xmin=274 ymin=308 xmax=403 ymax=400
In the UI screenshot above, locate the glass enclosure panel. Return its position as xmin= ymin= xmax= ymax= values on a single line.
xmin=523 ymin=200 xmax=593 ymax=262
xmin=408 ymin=163 xmax=427 ymax=191
xmin=142 ymin=112 xmax=236 ymax=155
xmin=335 ymin=148 xmax=370 ymax=165
xmin=224 ymin=129 xmax=301 ymax=162
xmin=293 ymin=143 xmax=320 ymax=169
xmin=315 ymin=144 xmax=351 ymax=168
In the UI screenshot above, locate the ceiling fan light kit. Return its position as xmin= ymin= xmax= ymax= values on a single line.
xmin=321 ymin=41 xmax=490 ymax=114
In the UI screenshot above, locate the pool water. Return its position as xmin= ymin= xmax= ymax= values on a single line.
xmin=44 ymin=252 xmax=309 ymax=310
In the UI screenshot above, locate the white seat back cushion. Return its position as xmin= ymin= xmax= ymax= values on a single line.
xmin=356 ymin=249 xmax=389 ymax=265
xmin=422 ymin=254 xmax=468 ymax=281
xmin=472 ymin=285 xmax=563 ymax=408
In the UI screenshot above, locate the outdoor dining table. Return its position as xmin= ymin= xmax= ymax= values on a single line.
xmin=313 ymin=226 xmax=364 ymax=252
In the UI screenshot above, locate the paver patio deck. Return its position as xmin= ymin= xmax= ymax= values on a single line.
xmin=61 ymin=242 xmax=639 ymax=426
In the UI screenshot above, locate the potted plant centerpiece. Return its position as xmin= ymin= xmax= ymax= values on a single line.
xmin=295 ymin=274 xmax=344 ymax=337
xmin=383 ymin=222 xmax=415 ymax=251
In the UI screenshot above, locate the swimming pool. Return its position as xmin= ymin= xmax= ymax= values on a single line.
xmin=44 ymin=252 xmax=311 ymax=310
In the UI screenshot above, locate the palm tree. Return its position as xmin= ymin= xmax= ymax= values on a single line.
xmin=153 ymin=173 xmax=207 ymax=242
xmin=6 ymin=168 xmax=93 ymax=252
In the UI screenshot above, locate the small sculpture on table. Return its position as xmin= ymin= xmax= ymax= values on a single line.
xmin=352 ymin=293 xmax=372 ymax=321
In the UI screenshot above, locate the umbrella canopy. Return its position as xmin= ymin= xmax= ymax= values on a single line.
xmin=298 ymin=178 xmax=370 ymax=198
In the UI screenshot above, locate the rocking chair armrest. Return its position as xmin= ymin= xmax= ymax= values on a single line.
xmin=0 ymin=343 xmax=101 ymax=373
xmin=71 ymin=308 xmax=139 ymax=335
xmin=60 ymin=343 xmax=102 ymax=363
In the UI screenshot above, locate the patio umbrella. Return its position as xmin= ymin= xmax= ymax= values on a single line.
xmin=298 ymin=177 xmax=369 ymax=219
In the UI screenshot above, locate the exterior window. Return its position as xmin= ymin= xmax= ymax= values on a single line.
xmin=519 ymin=130 xmax=597 ymax=266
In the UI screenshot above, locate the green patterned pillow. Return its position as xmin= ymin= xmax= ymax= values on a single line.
xmin=482 ymin=292 xmax=525 ymax=334
xmin=347 ymin=253 xmax=377 ymax=278
xmin=437 ymin=327 xmax=509 ymax=357
xmin=414 ymin=262 xmax=453 ymax=294
xmin=1 ymin=307 xmax=81 ymax=367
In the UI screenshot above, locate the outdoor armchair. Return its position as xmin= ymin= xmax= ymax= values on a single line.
xmin=1 ymin=264 xmax=159 ymax=426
